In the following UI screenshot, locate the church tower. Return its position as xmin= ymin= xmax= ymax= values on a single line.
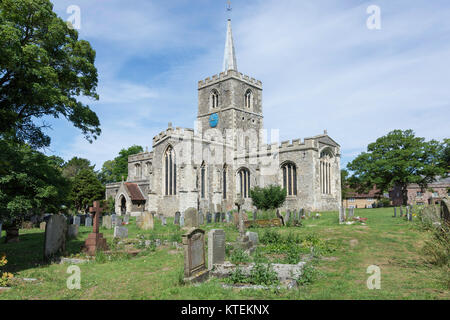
xmin=197 ymin=19 xmax=264 ymax=142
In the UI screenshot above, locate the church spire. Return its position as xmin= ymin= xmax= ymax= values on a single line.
xmin=223 ymin=19 xmax=237 ymax=72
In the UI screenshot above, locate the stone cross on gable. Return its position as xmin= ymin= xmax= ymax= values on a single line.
xmin=89 ymin=201 xmax=103 ymax=234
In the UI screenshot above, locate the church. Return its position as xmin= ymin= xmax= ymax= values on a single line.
xmin=105 ymin=19 xmax=342 ymax=216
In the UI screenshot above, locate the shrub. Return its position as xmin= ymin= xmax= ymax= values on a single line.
xmin=0 ymin=255 xmax=14 ymax=287
xmin=230 ymin=249 xmax=250 ymax=264
xmin=248 ymin=262 xmax=279 ymax=286
xmin=260 ymin=229 xmax=281 ymax=244
xmin=296 ymin=263 xmax=323 ymax=286
xmin=250 ymin=185 xmax=286 ymax=211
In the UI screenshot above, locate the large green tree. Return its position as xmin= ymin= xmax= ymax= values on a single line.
xmin=62 ymin=156 xmax=94 ymax=180
xmin=98 ymin=145 xmax=143 ymax=183
xmin=0 ymin=140 xmax=70 ymax=242
xmin=0 ymin=0 xmax=100 ymax=148
xmin=347 ymin=130 xmax=446 ymax=205
xmin=69 ymin=168 xmax=104 ymax=213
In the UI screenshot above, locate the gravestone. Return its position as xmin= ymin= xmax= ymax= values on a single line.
xmin=67 ymin=225 xmax=78 ymax=239
xmin=214 ymin=212 xmax=220 ymax=223
xmin=85 ymin=216 xmax=92 ymax=227
xmin=182 ymin=228 xmax=208 ymax=282
xmin=180 ymin=213 xmax=185 ymax=227
xmin=221 ymin=212 xmax=225 ymax=222
xmin=123 ymin=214 xmax=130 ymax=224
xmin=114 ymin=226 xmax=128 ymax=239
xmin=207 ymin=229 xmax=226 ymax=270
xmin=246 ymin=231 xmax=259 ymax=246
xmin=226 ymin=212 xmax=232 ymax=223
xmin=394 ymin=207 xmax=397 ymax=217
xmin=113 ymin=216 xmax=123 ymax=227
xmin=339 ymin=207 xmax=345 ymax=223
xmin=174 ymin=212 xmax=181 ymax=225
xmin=111 ymin=214 xmax=117 ymax=226
xmin=206 ymin=212 xmax=212 ymax=224
xmin=441 ymin=198 xmax=450 ymax=225
xmin=400 ymin=206 xmax=403 ymax=217
xmin=84 ymin=201 xmax=108 ymax=256
xmin=140 ymin=212 xmax=154 ymax=230
xmin=73 ymin=216 xmax=81 ymax=226
xmin=198 ymin=212 xmax=204 ymax=225
xmin=293 ymin=210 xmax=298 ymax=222
xmin=102 ymin=215 xmax=112 ymax=229
xmin=44 ymin=215 xmax=68 ymax=260
xmin=161 ymin=216 xmax=167 ymax=226
xmin=276 ymin=209 xmax=285 ymax=226
xmin=284 ymin=210 xmax=291 ymax=224
xmin=40 ymin=222 xmax=46 ymax=231
xmin=184 ymin=208 xmax=198 ymax=228
xmin=348 ymin=208 xmax=354 ymax=219
xmin=253 ymin=210 xmax=257 ymax=221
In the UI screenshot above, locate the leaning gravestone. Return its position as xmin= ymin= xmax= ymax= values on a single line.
xmin=44 ymin=215 xmax=68 ymax=261
xmin=73 ymin=216 xmax=81 ymax=226
xmin=184 ymin=208 xmax=199 ymax=228
xmin=246 ymin=231 xmax=259 ymax=246
xmin=67 ymin=224 xmax=78 ymax=239
xmin=207 ymin=229 xmax=226 ymax=270
xmin=85 ymin=216 xmax=92 ymax=227
xmin=114 ymin=226 xmax=128 ymax=239
xmin=140 ymin=212 xmax=154 ymax=230
xmin=102 ymin=215 xmax=112 ymax=229
xmin=40 ymin=222 xmax=46 ymax=231
xmin=183 ymin=228 xmax=208 ymax=282
xmin=174 ymin=212 xmax=181 ymax=225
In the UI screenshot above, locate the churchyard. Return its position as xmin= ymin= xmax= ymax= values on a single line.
xmin=0 ymin=205 xmax=448 ymax=300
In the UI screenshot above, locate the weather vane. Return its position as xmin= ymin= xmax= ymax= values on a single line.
xmin=227 ymin=0 xmax=232 ymax=16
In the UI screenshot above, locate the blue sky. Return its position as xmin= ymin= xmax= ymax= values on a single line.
xmin=43 ymin=0 xmax=450 ymax=170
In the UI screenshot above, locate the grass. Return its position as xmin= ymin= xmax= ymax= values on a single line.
xmin=0 ymin=208 xmax=449 ymax=300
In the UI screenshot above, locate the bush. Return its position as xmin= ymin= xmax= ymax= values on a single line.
xmin=296 ymin=263 xmax=323 ymax=286
xmin=248 ymin=262 xmax=279 ymax=286
xmin=250 ymin=185 xmax=286 ymax=211
xmin=0 ymin=255 xmax=14 ymax=287
xmin=260 ymin=229 xmax=281 ymax=244
xmin=230 ymin=249 xmax=250 ymax=264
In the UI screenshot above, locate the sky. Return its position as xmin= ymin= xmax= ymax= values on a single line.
xmin=42 ymin=0 xmax=450 ymax=170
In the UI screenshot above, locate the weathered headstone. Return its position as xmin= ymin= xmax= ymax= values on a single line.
xmin=85 ymin=216 xmax=92 ymax=227
xmin=394 ymin=207 xmax=397 ymax=217
xmin=113 ymin=216 xmax=122 ymax=227
xmin=161 ymin=216 xmax=167 ymax=226
xmin=441 ymin=198 xmax=450 ymax=225
xmin=67 ymin=224 xmax=79 ymax=239
xmin=226 ymin=212 xmax=232 ymax=223
xmin=39 ymin=222 xmax=46 ymax=231
xmin=174 ymin=212 xmax=181 ymax=225
xmin=182 ymin=228 xmax=208 ymax=282
xmin=207 ymin=229 xmax=226 ymax=270
xmin=276 ymin=209 xmax=285 ymax=226
xmin=102 ymin=215 xmax=112 ymax=229
xmin=246 ymin=231 xmax=259 ymax=246
xmin=284 ymin=210 xmax=291 ymax=224
xmin=180 ymin=213 xmax=185 ymax=227
xmin=206 ymin=212 xmax=212 ymax=224
xmin=253 ymin=210 xmax=257 ymax=221
xmin=123 ymin=214 xmax=130 ymax=224
xmin=184 ymin=208 xmax=198 ymax=228
xmin=400 ymin=206 xmax=403 ymax=217
xmin=198 ymin=212 xmax=204 ymax=225
xmin=339 ymin=207 xmax=345 ymax=223
xmin=140 ymin=212 xmax=154 ymax=230
xmin=214 ymin=212 xmax=220 ymax=223
xmin=114 ymin=226 xmax=128 ymax=239
xmin=73 ymin=216 xmax=81 ymax=226
xmin=44 ymin=215 xmax=67 ymax=260
xmin=111 ymin=214 xmax=117 ymax=226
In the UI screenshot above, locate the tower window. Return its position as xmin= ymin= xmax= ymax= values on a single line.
xmin=164 ymin=146 xmax=176 ymax=196
xmin=245 ymin=90 xmax=253 ymax=109
xmin=210 ymin=90 xmax=219 ymax=109
xmin=135 ymin=163 xmax=141 ymax=178
xmin=282 ymin=162 xmax=297 ymax=196
xmin=238 ymin=168 xmax=251 ymax=198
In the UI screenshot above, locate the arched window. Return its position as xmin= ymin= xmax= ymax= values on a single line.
xmin=164 ymin=146 xmax=176 ymax=196
xmin=210 ymin=90 xmax=219 ymax=109
xmin=245 ymin=90 xmax=253 ymax=109
xmin=146 ymin=161 xmax=152 ymax=175
xmin=135 ymin=163 xmax=141 ymax=178
xmin=282 ymin=162 xmax=297 ymax=196
xmin=200 ymin=162 xmax=206 ymax=199
xmin=320 ymin=149 xmax=333 ymax=195
xmin=238 ymin=168 xmax=251 ymax=198
xmin=223 ymin=164 xmax=227 ymax=199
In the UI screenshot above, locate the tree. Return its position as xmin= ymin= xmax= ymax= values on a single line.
xmin=250 ymin=185 xmax=286 ymax=211
xmin=341 ymin=169 xmax=350 ymax=202
xmin=62 ymin=157 xmax=94 ymax=180
xmin=0 ymin=140 xmax=70 ymax=242
xmin=347 ymin=130 xmax=446 ymax=206
xmin=0 ymin=0 xmax=100 ymax=148
xmin=69 ymin=168 xmax=104 ymax=213
xmin=99 ymin=145 xmax=143 ymax=183
xmin=440 ymin=138 xmax=450 ymax=174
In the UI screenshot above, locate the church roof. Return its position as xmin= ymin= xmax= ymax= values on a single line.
xmin=223 ymin=19 xmax=237 ymax=72
xmin=124 ymin=183 xmax=145 ymax=201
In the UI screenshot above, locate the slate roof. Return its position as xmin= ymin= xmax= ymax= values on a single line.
xmin=124 ymin=183 xmax=145 ymax=201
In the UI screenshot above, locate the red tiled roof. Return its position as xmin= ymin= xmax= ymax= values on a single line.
xmin=125 ymin=183 xmax=145 ymax=201
xmin=345 ymin=186 xmax=381 ymax=198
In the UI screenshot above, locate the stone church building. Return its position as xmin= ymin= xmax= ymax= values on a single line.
xmin=106 ymin=19 xmax=342 ymax=216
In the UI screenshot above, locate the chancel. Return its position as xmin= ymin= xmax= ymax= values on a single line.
xmin=106 ymin=18 xmax=342 ymax=216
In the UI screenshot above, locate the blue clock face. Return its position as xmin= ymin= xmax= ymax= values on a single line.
xmin=209 ymin=113 xmax=219 ymax=128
